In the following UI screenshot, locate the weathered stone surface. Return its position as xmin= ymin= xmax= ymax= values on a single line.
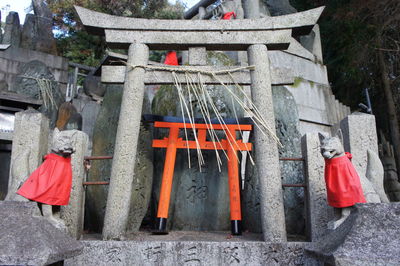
xmin=13 ymin=60 xmax=64 ymax=128
xmin=61 ymin=130 xmax=89 ymax=239
xmin=76 ymin=5 xmax=323 ymax=34
xmin=26 ymin=0 xmax=57 ymax=54
xmin=273 ymin=86 xmax=305 ymax=236
xmin=366 ymin=149 xmax=389 ymax=203
xmin=0 ymin=201 xmax=83 ymax=265
xmin=2 ymin=12 xmax=21 ymax=47
xmin=340 ymin=113 xmax=387 ymax=202
xmin=65 ymin=239 xmax=313 ymax=265
xmin=248 ymin=44 xmax=286 ymax=242
xmin=21 ymin=14 xmax=57 ymax=55
xmin=340 ymin=113 xmax=378 ymax=175
xmin=71 ymin=94 xmax=101 ymax=153
xmin=301 ymin=133 xmax=330 ymax=241
xmin=85 ymin=85 xmax=123 ymax=233
xmin=306 ymin=203 xmax=400 ymax=265
xmin=101 ymin=65 xmax=294 ymax=86
xmin=263 ymin=0 xmax=297 ymax=16
xmin=86 ymin=84 xmax=153 ymax=235
xmin=188 ymin=47 xmax=207 ymax=66
xmin=103 ymin=43 xmax=149 ymax=240
xmin=6 ymin=110 xmax=49 ymax=201
xmin=83 ymin=73 xmax=106 ymax=99
xmin=105 ymin=28 xmax=292 ymax=50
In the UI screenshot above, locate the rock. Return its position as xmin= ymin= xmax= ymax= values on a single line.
xmin=366 ymin=150 xmax=389 ymax=203
xmin=262 ymin=0 xmax=297 ymax=16
xmin=242 ymin=86 xmax=304 ymax=236
xmin=21 ymin=14 xmax=57 ymax=55
xmin=85 ymin=84 xmax=153 ymax=233
xmin=83 ymin=74 xmax=106 ymax=99
xmin=27 ymin=0 xmax=58 ymax=54
xmin=0 ymin=201 xmax=83 ymax=265
xmin=306 ymin=203 xmax=400 ymax=265
xmin=2 ymin=12 xmax=21 ymax=47
xmin=13 ymin=60 xmax=64 ymax=128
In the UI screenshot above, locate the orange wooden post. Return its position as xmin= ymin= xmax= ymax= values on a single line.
xmin=226 ymin=126 xmax=242 ymax=235
xmin=152 ymin=121 xmax=252 ymax=235
xmin=154 ymin=125 xmax=180 ymax=234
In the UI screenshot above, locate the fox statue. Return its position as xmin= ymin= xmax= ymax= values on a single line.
xmin=15 ymin=128 xmax=76 ymax=230
xmin=318 ymin=129 xmax=387 ymax=230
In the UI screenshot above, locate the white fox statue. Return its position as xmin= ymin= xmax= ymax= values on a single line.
xmin=318 ymin=129 xmax=388 ymax=230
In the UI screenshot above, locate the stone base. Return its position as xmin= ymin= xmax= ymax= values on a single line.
xmin=306 ymin=203 xmax=400 ymax=265
xmin=65 ymin=237 xmax=319 ymax=265
xmin=0 ymin=201 xmax=83 ymax=265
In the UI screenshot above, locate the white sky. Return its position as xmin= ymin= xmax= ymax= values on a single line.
xmin=1 ymin=0 xmax=199 ymax=23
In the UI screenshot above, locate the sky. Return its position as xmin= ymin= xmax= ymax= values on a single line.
xmin=1 ymin=0 xmax=199 ymax=23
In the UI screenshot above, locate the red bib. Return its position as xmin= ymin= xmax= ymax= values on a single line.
xmin=17 ymin=153 xmax=72 ymax=206
xmin=222 ymin=12 xmax=236 ymax=20
xmin=324 ymin=152 xmax=366 ymax=208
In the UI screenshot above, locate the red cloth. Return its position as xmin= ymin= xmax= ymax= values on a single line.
xmin=164 ymin=51 xmax=178 ymax=65
xmin=324 ymin=152 xmax=366 ymax=208
xmin=17 ymin=153 xmax=72 ymax=206
xmin=222 ymin=12 xmax=236 ymax=20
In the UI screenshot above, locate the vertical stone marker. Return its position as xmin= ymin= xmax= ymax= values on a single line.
xmin=301 ymin=133 xmax=329 ymax=241
xmin=6 ymin=110 xmax=49 ymax=201
xmin=102 ymin=43 xmax=149 ymax=240
xmin=247 ymin=44 xmax=286 ymax=242
xmin=61 ymin=130 xmax=89 ymax=239
xmin=340 ymin=113 xmax=378 ymax=177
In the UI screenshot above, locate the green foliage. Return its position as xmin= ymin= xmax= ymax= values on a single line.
xmin=47 ymin=0 xmax=185 ymax=66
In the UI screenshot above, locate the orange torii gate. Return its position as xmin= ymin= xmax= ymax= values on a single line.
xmin=152 ymin=121 xmax=252 ymax=235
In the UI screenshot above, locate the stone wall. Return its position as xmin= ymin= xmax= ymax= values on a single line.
xmin=0 ymin=46 xmax=68 ymax=93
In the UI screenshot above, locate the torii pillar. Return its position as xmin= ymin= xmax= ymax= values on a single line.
xmin=102 ymin=43 xmax=149 ymax=240
xmin=248 ymin=44 xmax=286 ymax=241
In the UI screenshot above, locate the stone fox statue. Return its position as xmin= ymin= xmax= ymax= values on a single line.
xmin=318 ymin=130 xmax=385 ymax=230
xmin=17 ymin=128 xmax=75 ymax=229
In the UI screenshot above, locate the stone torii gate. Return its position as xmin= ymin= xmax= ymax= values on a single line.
xmin=75 ymin=6 xmax=324 ymax=241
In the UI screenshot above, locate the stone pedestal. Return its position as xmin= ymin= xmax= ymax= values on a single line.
xmin=61 ymin=130 xmax=89 ymax=239
xmin=302 ymin=133 xmax=329 ymax=241
xmin=6 ymin=110 xmax=49 ymax=201
xmin=102 ymin=43 xmax=149 ymax=240
xmin=0 ymin=201 xmax=83 ymax=265
xmin=247 ymin=44 xmax=286 ymax=242
xmin=306 ymin=203 xmax=400 ymax=265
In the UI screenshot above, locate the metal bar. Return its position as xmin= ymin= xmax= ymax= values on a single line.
xmin=279 ymin=157 xmax=304 ymax=161
xmin=83 ymin=181 xmax=110 ymax=185
xmin=84 ymin=156 xmax=113 ymax=160
xmin=282 ymin=184 xmax=306 ymax=187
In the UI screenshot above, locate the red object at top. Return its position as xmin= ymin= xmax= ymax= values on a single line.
xmin=324 ymin=152 xmax=366 ymax=208
xmin=17 ymin=153 xmax=73 ymax=206
xmin=164 ymin=51 xmax=178 ymax=65
xmin=222 ymin=12 xmax=236 ymax=20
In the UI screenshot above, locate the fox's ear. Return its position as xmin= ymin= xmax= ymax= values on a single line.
xmin=318 ymin=132 xmax=326 ymax=144
xmin=336 ymin=129 xmax=344 ymax=144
